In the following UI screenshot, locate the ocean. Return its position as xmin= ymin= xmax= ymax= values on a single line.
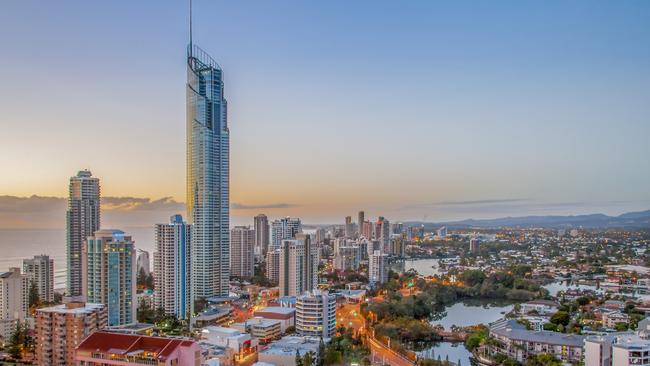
xmin=0 ymin=227 xmax=156 ymax=291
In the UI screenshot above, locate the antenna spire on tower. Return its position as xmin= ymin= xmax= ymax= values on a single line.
xmin=189 ymin=0 xmax=193 ymax=56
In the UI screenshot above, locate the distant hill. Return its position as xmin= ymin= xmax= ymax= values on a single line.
xmin=405 ymin=209 xmax=650 ymax=230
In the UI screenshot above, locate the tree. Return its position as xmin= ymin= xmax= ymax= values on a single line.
xmin=145 ymin=272 xmax=154 ymax=290
xmin=526 ymin=353 xmax=561 ymax=366
xmin=550 ymin=311 xmax=570 ymax=326
xmin=194 ymin=297 xmax=208 ymax=314
xmin=317 ymin=338 xmax=326 ymax=366
xmin=303 ymin=351 xmax=315 ymax=366
xmin=137 ymin=267 xmax=147 ymax=289
xmin=7 ymin=320 xmax=33 ymax=360
xmin=296 ymin=350 xmax=304 ymax=366
xmin=28 ymin=280 xmax=40 ymax=308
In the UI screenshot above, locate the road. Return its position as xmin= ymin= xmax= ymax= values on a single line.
xmin=366 ymin=334 xmax=415 ymax=366
xmin=337 ymin=303 xmax=365 ymax=336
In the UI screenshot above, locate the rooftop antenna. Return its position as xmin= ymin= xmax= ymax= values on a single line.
xmin=189 ymin=0 xmax=193 ymax=56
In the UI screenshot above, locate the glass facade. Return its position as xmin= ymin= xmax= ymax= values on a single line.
xmin=85 ymin=230 xmax=135 ymax=327
xmin=186 ymin=45 xmax=230 ymax=300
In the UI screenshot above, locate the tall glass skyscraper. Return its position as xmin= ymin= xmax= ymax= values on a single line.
xmin=187 ymin=44 xmax=230 ymax=301
xmin=66 ymin=170 xmax=100 ymax=297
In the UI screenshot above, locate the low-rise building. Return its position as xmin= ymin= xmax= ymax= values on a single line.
xmin=201 ymin=326 xmax=254 ymax=358
xmin=258 ymin=336 xmax=320 ymax=366
xmin=602 ymin=311 xmax=630 ymax=329
xmin=254 ymin=306 xmax=295 ymax=332
xmin=489 ymin=319 xmax=584 ymax=364
xmin=585 ymin=332 xmax=650 ymax=366
xmin=193 ymin=305 xmax=232 ymax=328
xmin=519 ymin=300 xmax=560 ymax=316
xmin=232 ymin=317 xmax=282 ymax=343
xmin=75 ymin=331 xmax=201 ymax=366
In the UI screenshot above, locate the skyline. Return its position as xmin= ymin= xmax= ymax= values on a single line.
xmin=2 ymin=0 xmax=650 ymax=225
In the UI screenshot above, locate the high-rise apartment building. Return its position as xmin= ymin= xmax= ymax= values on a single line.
xmin=187 ymin=43 xmax=230 ymax=301
xmin=0 ymin=268 xmax=28 ymax=339
xmin=265 ymin=249 xmax=281 ymax=284
xmin=23 ymin=255 xmax=54 ymax=304
xmin=392 ymin=222 xmax=404 ymax=235
xmin=437 ymin=226 xmax=447 ymax=238
xmin=361 ymin=221 xmax=373 ymax=240
xmin=376 ymin=217 xmax=391 ymax=253
xmin=154 ymin=215 xmax=191 ymax=319
xmin=334 ymin=244 xmax=360 ymax=271
xmin=279 ymin=237 xmax=318 ymax=297
xmin=470 ymin=237 xmax=480 ymax=254
xmin=271 ymin=217 xmax=302 ymax=250
xmin=344 ymin=216 xmax=354 ymax=238
xmin=295 ymin=290 xmax=336 ymax=339
xmin=84 ymin=229 xmax=136 ymax=327
xmin=35 ymin=301 xmax=106 ymax=366
xmin=136 ymin=250 xmax=150 ymax=276
xmin=369 ymin=250 xmax=388 ymax=285
xmin=254 ymin=214 xmax=270 ymax=257
xmin=357 ymin=211 xmax=364 ymax=236
xmin=66 ymin=170 xmax=100 ymax=297
xmin=230 ymin=226 xmax=255 ymax=279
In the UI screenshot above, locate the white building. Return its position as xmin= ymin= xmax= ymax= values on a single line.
xmin=369 ymin=250 xmax=388 ymax=284
xmin=258 ymin=336 xmax=320 ymax=366
xmin=603 ymin=311 xmax=630 ymax=329
xmin=295 ymin=290 xmax=336 ymax=339
xmin=585 ymin=332 xmax=650 ymax=366
xmin=490 ymin=319 xmax=584 ymax=364
xmin=232 ymin=317 xmax=282 ymax=343
xmin=519 ymin=300 xmax=560 ymax=316
xmin=333 ymin=241 xmax=361 ymax=271
xmin=253 ymin=306 xmax=295 ymax=333
xmin=0 ymin=268 xmax=28 ymax=339
xmin=271 ymin=217 xmax=302 ymax=250
xmin=154 ymin=215 xmax=191 ymax=319
xmin=230 ymin=226 xmax=255 ymax=278
xmin=437 ymin=226 xmax=447 ymax=238
xmin=201 ymin=326 xmax=253 ymax=354
xmin=23 ymin=255 xmax=54 ymax=303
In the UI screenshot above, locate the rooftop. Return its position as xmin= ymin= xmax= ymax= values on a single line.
xmin=255 ymin=306 xmax=296 ymax=315
xmin=490 ymin=320 xmax=585 ymax=347
xmin=76 ymin=331 xmax=196 ymax=361
xmin=37 ymin=302 xmax=105 ymax=315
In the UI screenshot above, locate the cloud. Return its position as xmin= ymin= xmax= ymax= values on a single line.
xmin=0 ymin=195 xmax=186 ymax=229
xmin=102 ymin=196 xmax=184 ymax=211
xmin=232 ymin=202 xmax=297 ymax=210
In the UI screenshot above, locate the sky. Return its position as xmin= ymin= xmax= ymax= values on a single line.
xmin=1 ymin=0 xmax=650 ymax=228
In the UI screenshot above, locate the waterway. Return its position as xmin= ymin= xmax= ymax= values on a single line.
xmin=431 ymin=300 xmax=513 ymax=329
xmin=395 ymin=258 xmax=513 ymax=365
xmin=417 ymin=342 xmax=474 ymax=366
xmin=542 ymin=279 xmax=600 ymax=297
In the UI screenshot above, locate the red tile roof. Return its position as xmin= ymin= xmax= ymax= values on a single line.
xmin=76 ymin=331 xmax=195 ymax=361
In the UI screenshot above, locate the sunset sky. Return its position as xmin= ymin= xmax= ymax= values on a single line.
xmin=1 ymin=0 xmax=649 ymax=227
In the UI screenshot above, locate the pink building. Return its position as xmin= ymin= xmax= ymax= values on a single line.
xmin=75 ymin=331 xmax=201 ymax=366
